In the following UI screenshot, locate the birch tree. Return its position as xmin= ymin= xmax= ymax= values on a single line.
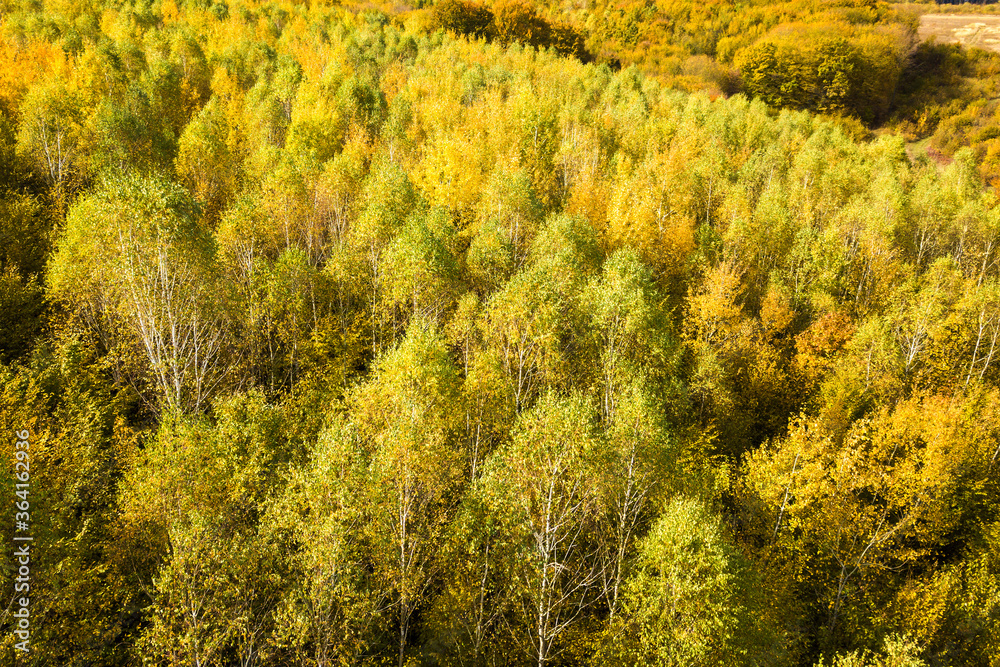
xmin=17 ymin=80 xmax=83 ymax=192
xmin=482 ymin=391 xmax=602 ymax=666
xmin=593 ymin=383 xmax=672 ymax=619
xmin=271 ymin=418 xmax=382 ymax=665
xmin=351 ymin=318 xmax=463 ymax=667
xmin=51 ymin=174 xmax=232 ymax=413
xmin=612 ymin=496 xmax=779 ymax=667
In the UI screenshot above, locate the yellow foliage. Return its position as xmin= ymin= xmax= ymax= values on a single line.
xmin=606 ymin=155 xmax=695 ymax=279
xmin=0 ymin=39 xmax=65 ymax=115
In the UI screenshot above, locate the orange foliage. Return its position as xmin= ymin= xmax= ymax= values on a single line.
xmin=0 ymin=39 xmax=65 ymax=116
xmin=795 ymin=310 xmax=855 ymax=382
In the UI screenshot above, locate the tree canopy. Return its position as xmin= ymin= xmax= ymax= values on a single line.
xmin=0 ymin=0 xmax=999 ymax=665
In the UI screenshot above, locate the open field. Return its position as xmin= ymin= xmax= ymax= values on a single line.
xmin=919 ymin=14 xmax=1000 ymax=52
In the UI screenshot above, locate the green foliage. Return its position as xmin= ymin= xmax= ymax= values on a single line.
xmin=270 ymin=417 xmax=380 ymax=664
xmin=429 ymin=0 xmax=591 ymax=60
xmin=736 ymin=26 xmax=906 ymax=123
xmin=50 ymin=172 xmax=230 ymax=413
xmin=0 ymin=341 xmax=141 ymax=665
xmin=815 ymin=634 xmax=926 ymax=667
xmin=480 ymin=390 xmax=603 ymax=664
xmin=610 ymin=496 xmax=781 ymax=666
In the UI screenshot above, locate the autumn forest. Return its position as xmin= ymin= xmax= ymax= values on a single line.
xmin=1 ymin=0 xmax=1000 ymax=665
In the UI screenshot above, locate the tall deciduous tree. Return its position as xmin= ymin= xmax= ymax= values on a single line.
xmin=50 ymin=174 xmax=231 ymax=413
xmin=351 ymin=318 xmax=463 ymax=667
xmin=271 ymin=417 xmax=382 ymax=665
xmin=610 ymin=496 xmax=782 ymax=667
xmin=17 ymin=79 xmax=84 ymax=193
xmin=351 ymin=156 xmax=418 ymax=355
xmin=482 ymin=391 xmax=602 ymax=666
xmin=129 ymin=394 xmax=289 ymax=667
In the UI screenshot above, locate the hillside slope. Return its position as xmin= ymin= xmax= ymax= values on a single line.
xmin=0 ymin=0 xmax=999 ymax=664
